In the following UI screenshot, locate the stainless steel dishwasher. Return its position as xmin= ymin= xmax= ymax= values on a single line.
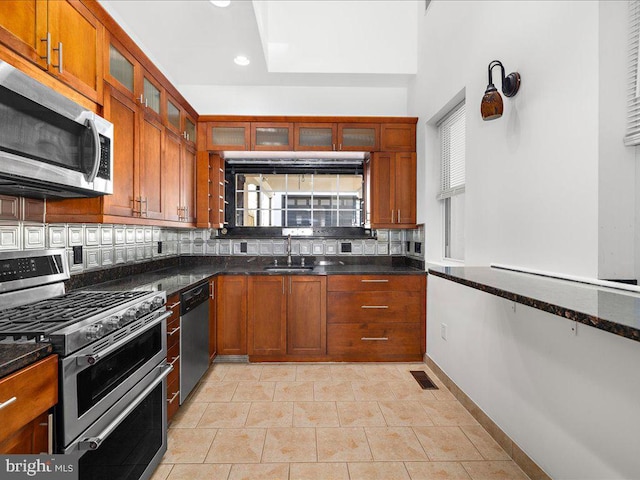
xmin=180 ymin=281 xmax=210 ymax=404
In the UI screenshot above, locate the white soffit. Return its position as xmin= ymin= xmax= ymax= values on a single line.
xmin=252 ymin=0 xmax=418 ymax=75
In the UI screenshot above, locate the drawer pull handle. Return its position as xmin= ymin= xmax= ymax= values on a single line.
xmin=361 ymin=337 xmax=389 ymax=341
xmin=361 ymin=305 xmax=389 ymax=309
xmin=167 ymin=302 xmax=180 ymax=309
xmin=361 ymin=279 xmax=389 ymax=283
xmin=168 ymin=391 xmax=180 ymax=404
xmin=169 ymin=355 xmax=180 ymax=366
xmin=168 ymin=327 xmax=180 ymax=336
xmin=0 ymin=397 xmax=17 ymax=410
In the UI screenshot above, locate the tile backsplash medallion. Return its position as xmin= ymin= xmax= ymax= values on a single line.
xmin=1 ymin=222 xmax=424 ymax=275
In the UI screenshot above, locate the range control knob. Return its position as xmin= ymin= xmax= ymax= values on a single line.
xmin=122 ymin=308 xmax=138 ymax=323
xmin=151 ymin=296 xmax=164 ymax=309
xmin=138 ymin=301 xmax=152 ymax=315
xmin=84 ymin=323 xmax=104 ymax=341
xmin=102 ymin=316 xmax=122 ymax=332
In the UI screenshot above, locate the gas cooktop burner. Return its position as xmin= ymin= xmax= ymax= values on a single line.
xmin=0 ymin=290 xmax=161 ymax=348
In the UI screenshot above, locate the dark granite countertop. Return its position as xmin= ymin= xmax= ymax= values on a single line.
xmin=0 ymin=343 xmax=53 ymax=379
xmin=428 ymin=265 xmax=640 ymax=344
xmin=89 ymin=262 xmax=426 ymax=297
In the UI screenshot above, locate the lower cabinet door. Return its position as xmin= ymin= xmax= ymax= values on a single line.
xmin=287 ymin=276 xmax=327 ymax=356
xmin=248 ymin=276 xmax=287 ymax=356
xmin=216 ymin=276 xmax=247 ymax=355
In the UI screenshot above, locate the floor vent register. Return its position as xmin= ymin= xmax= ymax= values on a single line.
xmin=410 ymin=370 xmax=439 ymax=390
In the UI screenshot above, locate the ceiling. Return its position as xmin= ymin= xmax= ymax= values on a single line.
xmin=97 ymin=0 xmax=418 ymax=98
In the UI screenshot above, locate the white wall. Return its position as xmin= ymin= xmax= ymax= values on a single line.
xmin=598 ymin=1 xmax=636 ymax=280
xmin=410 ymin=1 xmax=603 ymax=277
xmin=427 ymin=275 xmax=640 ymax=479
xmin=181 ymin=85 xmax=408 ymax=116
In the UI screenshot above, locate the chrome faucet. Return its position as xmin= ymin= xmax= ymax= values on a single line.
xmin=286 ymin=234 xmax=292 ymax=266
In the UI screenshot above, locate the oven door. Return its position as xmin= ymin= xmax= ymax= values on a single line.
xmin=65 ymin=363 xmax=172 ymax=480
xmin=59 ymin=311 xmax=170 ymax=447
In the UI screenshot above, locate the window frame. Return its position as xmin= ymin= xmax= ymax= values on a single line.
xmin=437 ymin=101 xmax=466 ymax=261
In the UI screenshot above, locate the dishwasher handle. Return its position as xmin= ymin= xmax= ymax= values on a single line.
xmin=181 ymin=281 xmax=210 ymax=315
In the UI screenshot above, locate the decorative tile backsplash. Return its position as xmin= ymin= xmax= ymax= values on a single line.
xmin=0 ymin=221 xmax=425 ymax=275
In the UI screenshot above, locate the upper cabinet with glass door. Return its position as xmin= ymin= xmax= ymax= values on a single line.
xmin=251 ymin=123 xmax=293 ymax=151
xmin=206 ymin=122 xmax=251 ymax=150
xmin=295 ymin=122 xmax=379 ymax=152
xmin=183 ymin=116 xmax=196 ymax=145
xmin=337 ymin=124 xmax=380 ymax=152
xmin=294 ymin=123 xmax=337 ymax=151
xmin=107 ymin=40 xmax=136 ymax=96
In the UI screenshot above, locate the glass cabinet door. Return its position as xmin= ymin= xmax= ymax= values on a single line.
xmin=184 ymin=117 xmax=196 ymax=144
xmin=251 ymin=123 xmax=293 ymax=150
xmin=143 ymin=77 xmax=161 ymax=115
xmin=338 ymin=123 xmax=380 ymax=151
xmin=294 ymin=123 xmax=337 ymax=151
xmin=206 ymin=122 xmax=250 ymax=150
xmin=109 ymin=44 xmax=135 ymax=93
xmin=167 ymin=100 xmax=181 ymax=132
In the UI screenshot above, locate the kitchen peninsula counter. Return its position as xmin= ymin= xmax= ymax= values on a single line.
xmin=428 ymin=265 xmax=640 ymax=343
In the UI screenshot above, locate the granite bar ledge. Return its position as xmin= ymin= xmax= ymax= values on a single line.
xmin=428 ymin=265 xmax=640 ymax=344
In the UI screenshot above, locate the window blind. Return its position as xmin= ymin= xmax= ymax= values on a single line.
xmin=437 ymin=101 xmax=466 ymax=200
xmin=625 ymin=0 xmax=640 ymax=146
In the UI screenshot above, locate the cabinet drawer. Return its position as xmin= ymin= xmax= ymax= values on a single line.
xmin=328 ymin=275 xmax=422 ymax=292
xmin=327 ymin=291 xmax=422 ymax=324
xmin=167 ymin=320 xmax=181 ymax=349
xmin=167 ymin=340 xmax=180 ymax=363
xmin=0 ymin=355 xmax=58 ymax=445
xmin=167 ymin=354 xmax=180 ymax=388
xmin=327 ymin=323 xmax=421 ymax=356
xmin=167 ymin=378 xmax=180 ymax=422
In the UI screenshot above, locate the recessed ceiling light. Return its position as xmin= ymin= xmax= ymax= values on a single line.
xmin=210 ymin=0 xmax=230 ymax=7
xmin=234 ymin=55 xmax=250 ymax=66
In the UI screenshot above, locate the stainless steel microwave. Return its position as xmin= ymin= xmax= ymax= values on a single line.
xmin=0 ymin=61 xmax=113 ymax=198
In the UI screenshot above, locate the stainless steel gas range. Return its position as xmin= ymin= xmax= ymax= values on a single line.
xmin=0 ymin=249 xmax=171 ymax=480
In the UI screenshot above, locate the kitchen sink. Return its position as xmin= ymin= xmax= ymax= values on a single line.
xmin=263 ymin=265 xmax=314 ymax=273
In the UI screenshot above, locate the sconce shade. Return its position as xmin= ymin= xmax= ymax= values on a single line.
xmin=481 ymin=85 xmax=503 ymax=121
xmin=481 ymin=60 xmax=520 ymax=121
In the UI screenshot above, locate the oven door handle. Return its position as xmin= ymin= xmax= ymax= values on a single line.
xmin=75 ymin=310 xmax=171 ymax=367
xmin=77 ymin=363 xmax=173 ymax=452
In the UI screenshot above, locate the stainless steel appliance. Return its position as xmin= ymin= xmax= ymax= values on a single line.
xmin=179 ymin=282 xmax=210 ymax=403
xmin=0 ymin=249 xmax=170 ymax=480
xmin=0 ymin=60 xmax=113 ymax=198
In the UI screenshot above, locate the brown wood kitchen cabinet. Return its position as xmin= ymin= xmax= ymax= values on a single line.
xmin=0 ymin=355 xmax=58 ymax=454
xmin=251 ymin=122 xmax=294 ymax=151
xmin=248 ymin=276 xmax=287 ymax=356
xmin=196 ymin=152 xmax=227 ymax=229
xmin=380 ymin=123 xmax=416 ymax=151
xmin=370 ymin=152 xmax=417 ymax=228
xmin=247 ymin=275 xmax=327 ymax=360
xmin=0 ymin=0 xmax=102 ymax=102
xmin=209 ymin=278 xmax=217 ymax=362
xmin=293 ymin=121 xmax=379 ymax=152
xmin=287 ymin=275 xmax=327 ymax=356
xmin=216 ymin=276 xmax=248 ymax=356
xmin=206 ymin=122 xmax=251 ymax=151
xmin=327 ymin=275 xmax=425 ymax=361
xmin=166 ymin=293 xmax=181 ymax=423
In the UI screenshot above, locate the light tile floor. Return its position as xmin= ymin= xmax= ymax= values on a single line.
xmin=151 ymin=362 xmax=530 ymax=480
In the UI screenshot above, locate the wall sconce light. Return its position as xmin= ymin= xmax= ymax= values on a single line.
xmin=481 ymin=60 xmax=521 ymax=121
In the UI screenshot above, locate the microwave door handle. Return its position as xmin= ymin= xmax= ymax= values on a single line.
xmin=85 ymin=117 xmax=101 ymax=183
xmin=77 ymin=363 xmax=173 ymax=452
